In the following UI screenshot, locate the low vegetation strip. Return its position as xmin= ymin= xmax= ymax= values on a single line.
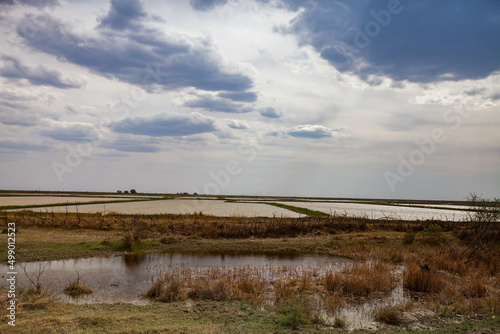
xmin=264 ymin=202 xmax=326 ymax=216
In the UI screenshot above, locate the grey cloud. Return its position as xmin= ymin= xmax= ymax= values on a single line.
xmin=463 ymin=87 xmax=487 ymax=96
xmin=190 ymin=0 xmax=227 ymax=11
xmin=0 ymin=139 xmax=50 ymax=151
xmin=1 ymin=0 xmax=59 ymax=8
xmin=0 ymin=110 xmax=37 ymax=126
xmin=101 ymin=136 xmax=160 ymax=153
xmin=0 ymin=55 xmax=86 ymax=89
xmin=98 ymin=0 xmax=147 ymax=31
xmin=490 ymin=93 xmax=500 ymax=101
xmin=109 ymin=112 xmax=217 ymax=137
xmin=217 ymin=91 xmax=257 ymax=103
xmin=260 ymin=107 xmax=282 ymax=119
xmin=288 ymin=124 xmax=349 ymax=139
xmin=227 ymin=119 xmax=249 ymax=130
xmin=17 ymin=10 xmax=253 ymax=94
xmin=39 ymin=121 xmax=98 ymax=142
xmin=185 ymin=96 xmax=252 ymax=113
xmin=283 ymin=0 xmax=500 ymax=84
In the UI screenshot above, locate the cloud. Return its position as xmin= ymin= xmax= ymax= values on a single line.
xmin=282 ymin=0 xmax=500 ymax=83
xmin=227 ymin=119 xmax=249 ymax=130
xmin=98 ymin=0 xmax=148 ymax=30
xmin=101 ymin=136 xmax=160 ymax=153
xmin=217 ymin=91 xmax=257 ymax=103
xmin=463 ymin=87 xmax=487 ymax=96
xmin=288 ymin=124 xmax=349 ymax=139
xmin=190 ymin=0 xmax=227 ymax=11
xmin=109 ymin=112 xmax=217 ymax=137
xmin=0 ymin=139 xmax=50 ymax=151
xmin=0 ymin=109 xmax=38 ymax=126
xmin=17 ymin=6 xmax=253 ymax=94
xmin=39 ymin=121 xmax=98 ymax=142
xmin=0 ymin=55 xmax=86 ymax=89
xmin=185 ymin=95 xmax=252 ymax=113
xmin=260 ymin=106 xmax=282 ymax=118
xmin=1 ymin=0 xmax=59 ymax=8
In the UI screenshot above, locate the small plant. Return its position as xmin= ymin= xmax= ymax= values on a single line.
xmin=375 ymin=306 xmax=402 ymax=325
xmin=403 ymin=229 xmax=416 ymax=245
xmin=333 ymin=317 xmax=346 ymax=328
xmin=276 ymin=299 xmax=310 ymax=329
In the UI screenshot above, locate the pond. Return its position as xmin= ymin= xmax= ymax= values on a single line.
xmin=1 ymin=252 xmax=346 ymax=304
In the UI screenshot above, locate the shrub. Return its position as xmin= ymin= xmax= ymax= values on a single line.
xmin=421 ymin=224 xmax=444 ymax=246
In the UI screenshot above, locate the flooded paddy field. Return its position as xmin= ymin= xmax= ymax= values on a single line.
xmin=28 ymin=199 xmax=303 ymax=218
xmin=0 ymin=196 xmax=146 ymax=208
xmin=276 ymin=201 xmax=469 ymax=221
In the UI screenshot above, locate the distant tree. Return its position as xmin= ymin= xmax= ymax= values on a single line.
xmin=130 ymin=189 xmax=137 ymax=194
xmin=124 ymin=190 xmax=129 ymax=194
xmin=117 ymin=190 xmax=122 ymax=194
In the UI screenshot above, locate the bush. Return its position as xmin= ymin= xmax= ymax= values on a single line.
xmin=403 ymin=230 xmax=416 ymax=245
xmin=421 ymin=224 xmax=444 ymax=246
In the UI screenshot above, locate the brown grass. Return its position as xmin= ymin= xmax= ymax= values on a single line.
xmin=145 ymin=271 xmax=187 ymax=302
xmin=325 ymin=261 xmax=395 ymax=296
xmin=403 ymin=263 xmax=445 ymax=293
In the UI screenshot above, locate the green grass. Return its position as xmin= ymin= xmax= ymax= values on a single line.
xmin=264 ymin=202 xmax=326 ymax=216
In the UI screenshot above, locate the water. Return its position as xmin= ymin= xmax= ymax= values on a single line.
xmin=0 ymin=252 xmax=345 ymax=304
xmin=34 ymin=199 xmax=303 ymax=218
xmin=277 ymin=201 xmax=469 ymax=221
xmin=0 ymin=196 xmax=137 ymax=207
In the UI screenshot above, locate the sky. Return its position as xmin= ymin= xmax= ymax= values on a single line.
xmin=0 ymin=0 xmax=499 ymax=200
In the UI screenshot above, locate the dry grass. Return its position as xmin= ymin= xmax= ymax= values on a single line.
xmin=325 ymin=261 xmax=395 ymax=296
xmin=145 ymin=271 xmax=187 ymax=302
xmin=403 ymin=263 xmax=445 ymax=293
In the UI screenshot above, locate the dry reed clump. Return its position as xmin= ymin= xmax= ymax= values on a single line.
xmin=188 ymin=277 xmax=232 ymax=301
xmin=325 ymin=262 xmax=395 ymax=297
xmin=63 ymin=281 xmax=93 ymax=297
xmin=403 ymin=263 xmax=445 ymax=293
xmin=145 ymin=271 xmax=187 ymax=302
xmin=274 ymin=278 xmax=296 ymax=303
